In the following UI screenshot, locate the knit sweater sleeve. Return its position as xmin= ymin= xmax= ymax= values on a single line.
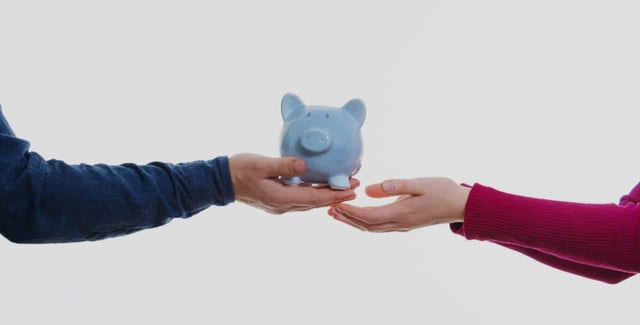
xmin=451 ymin=183 xmax=640 ymax=283
xmin=0 ymin=107 xmax=235 ymax=243
xmin=495 ymin=242 xmax=634 ymax=284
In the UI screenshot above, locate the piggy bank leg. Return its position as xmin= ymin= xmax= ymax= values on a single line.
xmin=328 ymin=175 xmax=350 ymax=190
xmin=281 ymin=176 xmax=302 ymax=186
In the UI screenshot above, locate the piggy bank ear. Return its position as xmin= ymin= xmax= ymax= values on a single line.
xmin=281 ymin=93 xmax=306 ymax=122
xmin=342 ymin=98 xmax=366 ymax=127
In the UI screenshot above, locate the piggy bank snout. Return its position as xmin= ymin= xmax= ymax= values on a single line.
xmin=299 ymin=129 xmax=331 ymax=153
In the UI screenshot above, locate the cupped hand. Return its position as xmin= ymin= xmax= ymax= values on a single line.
xmin=229 ymin=153 xmax=359 ymax=214
xmin=328 ymin=177 xmax=470 ymax=232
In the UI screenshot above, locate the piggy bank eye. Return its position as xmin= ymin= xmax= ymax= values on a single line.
xmin=306 ymin=112 xmax=311 ymax=118
xmin=325 ymin=113 xmax=330 ymax=119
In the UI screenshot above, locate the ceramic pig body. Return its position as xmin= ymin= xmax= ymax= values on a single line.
xmin=279 ymin=93 xmax=366 ymax=190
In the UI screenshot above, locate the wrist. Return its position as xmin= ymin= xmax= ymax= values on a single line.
xmin=212 ymin=156 xmax=236 ymax=205
xmin=227 ymin=155 xmax=245 ymax=202
xmin=453 ymin=185 xmax=471 ymax=223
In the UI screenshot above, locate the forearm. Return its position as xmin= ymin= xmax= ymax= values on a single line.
xmin=452 ymin=184 xmax=640 ymax=275
xmin=1 ymin=138 xmax=234 ymax=243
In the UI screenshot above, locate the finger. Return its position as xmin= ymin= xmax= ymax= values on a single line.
xmin=365 ymin=179 xmax=423 ymax=198
xmin=333 ymin=213 xmax=368 ymax=231
xmin=286 ymin=200 xmax=357 ymax=212
xmin=291 ymin=178 xmax=360 ymax=190
xmin=261 ymin=156 xmax=306 ymax=178
xmin=333 ymin=213 xmax=399 ymax=232
xmin=395 ymin=194 xmax=412 ymax=202
xmin=334 ymin=200 xmax=413 ymax=224
xmin=367 ymin=222 xmax=404 ymax=232
xmin=349 ymin=178 xmax=361 ymax=190
xmin=281 ymin=186 xmax=357 ymax=208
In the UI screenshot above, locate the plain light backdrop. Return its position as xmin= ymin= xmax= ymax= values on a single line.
xmin=1 ymin=0 xmax=639 ymax=324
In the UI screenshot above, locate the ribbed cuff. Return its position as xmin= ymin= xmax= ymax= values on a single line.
xmin=207 ymin=156 xmax=235 ymax=206
xmin=451 ymin=183 xmax=566 ymax=245
xmin=451 ymin=183 xmax=551 ymax=243
xmin=171 ymin=156 xmax=235 ymax=212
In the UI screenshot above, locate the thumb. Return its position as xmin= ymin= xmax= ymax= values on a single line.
xmin=262 ymin=156 xmax=306 ymax=177
xmin=365 ymin=179 xmax=422 ymax=198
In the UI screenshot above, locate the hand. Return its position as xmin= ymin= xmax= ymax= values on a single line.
xmin=328 ymin=177 xmax=470 ymax=232
xmin=229 ymin=153 xmax=360 ymax=214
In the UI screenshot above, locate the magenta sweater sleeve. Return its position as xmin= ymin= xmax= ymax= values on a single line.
xmin=451 ymin=183 xmax=640 ymax=284
xmin=497 ymin=243 xmax=634 ymax=284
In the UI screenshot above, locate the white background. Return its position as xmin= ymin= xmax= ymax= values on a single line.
xmin=1 ymin=0 xmax=639 ymax=324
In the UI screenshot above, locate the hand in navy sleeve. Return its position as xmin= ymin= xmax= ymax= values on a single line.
xmin=229 ymin=153 xmax=359 ymax=215
xmin=0 ymin=107 xmax=358 ymax=243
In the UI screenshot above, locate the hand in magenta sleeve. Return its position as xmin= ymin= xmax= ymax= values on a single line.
xmin=329 ymin=176 xmax=640 ymax=284
xmin=328 ymin=177 xmax=470 ymax=232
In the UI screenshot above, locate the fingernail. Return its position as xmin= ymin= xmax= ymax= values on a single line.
xmin=338 ymin=194 xmax=356 ymax=202
xmin=293 ymin=160 xmax=304 ymax=174
xmin=382 ymin=181 xmax=395 ymax=193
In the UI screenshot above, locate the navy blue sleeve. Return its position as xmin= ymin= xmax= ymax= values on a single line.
xmin=0 ymin=107 xmax=235 ymax=243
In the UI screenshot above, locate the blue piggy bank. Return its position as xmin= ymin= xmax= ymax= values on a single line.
xmin=279 ymin=93 xmax=366 ymax=190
